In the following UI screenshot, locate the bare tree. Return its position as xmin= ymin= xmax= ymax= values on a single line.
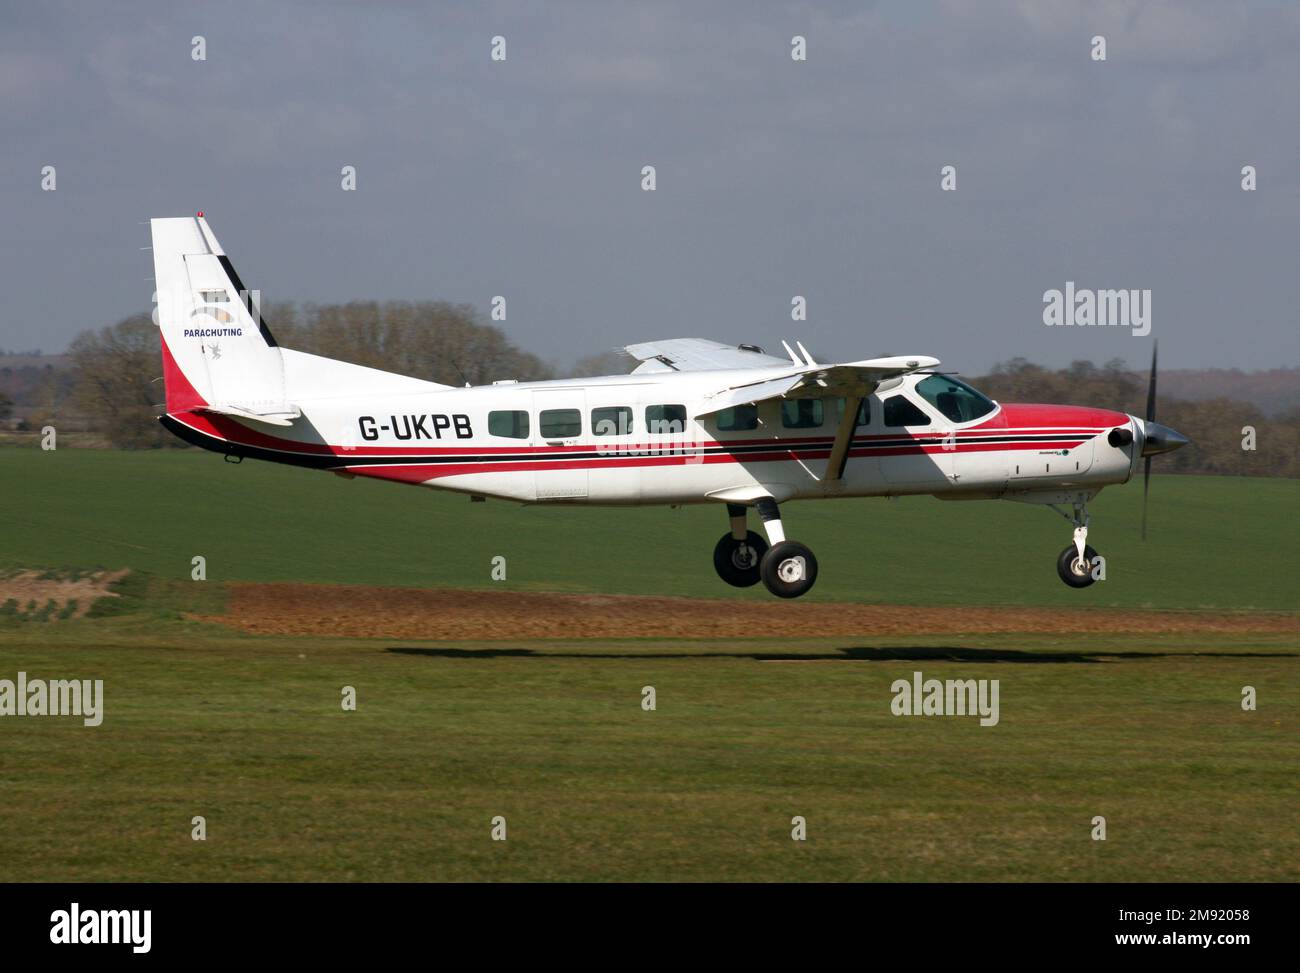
xmin=273 ymin=301 xmax=553 ymax=386
xmin=566 ymin=350 xmax=635 ymax=378
xmin=68 ymin=314 xmax=168 ymax=448
xmin=66 ymin=302 xmax=555 ymax=447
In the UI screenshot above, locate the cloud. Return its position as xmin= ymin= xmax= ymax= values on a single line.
xmin=1 ymin=0 xmax=1297 ymax=371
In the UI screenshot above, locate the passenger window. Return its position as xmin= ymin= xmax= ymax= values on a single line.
xmin=716 ymin=404 xmax=758 ymax=431
xmin=883 ymin=396 xmax=931 ymax=427
xmin=837 ymin=397 xmax=870 ymax=427
xmin=591 ymin=406 xmax=633 ymax=436
xmin=539 ymin=408 xmax=581 ymax=438
xmin=488 ymin=410 xmax=530 ymax=439
xmin=646 ymin=404 xmax=686 ymax=434
xmin=781 ymin=399 xmax=824 ymax=429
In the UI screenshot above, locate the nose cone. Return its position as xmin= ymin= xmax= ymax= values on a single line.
xmin=1141 ymin=421 xmax=1190 ymax=457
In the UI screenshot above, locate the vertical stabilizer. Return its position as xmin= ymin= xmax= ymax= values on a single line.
xmin=150 ymin=214 xmax=292 ymax=417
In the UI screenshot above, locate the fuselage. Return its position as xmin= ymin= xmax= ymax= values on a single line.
xmin=162 ymin=366 xmax=1141 ymax=507
xmin=148 ymin=214 xmax=1188 ymax=601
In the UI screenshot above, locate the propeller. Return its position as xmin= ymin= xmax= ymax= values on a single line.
xmin=1141 ymin=342 xmax=1156 ymax=540
xmin=1136 ymin=340 xmax=1190 ymax=540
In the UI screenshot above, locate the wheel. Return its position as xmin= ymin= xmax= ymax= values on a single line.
xmin=760 ymin=540 xmax=819 ymax=598
xmin=713 ymin=531 xmax=768 ymax=587
xmin=1056 ymin=544 xmax=1100 ymax=588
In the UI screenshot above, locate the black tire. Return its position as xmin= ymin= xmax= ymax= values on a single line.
xmin=1056 ymin=544 xmax=1100 ymax=588
xmin=713 ymin=531 xmax=768 ymax=587
xmin=760 ymin=540 xmax=819 ymax=598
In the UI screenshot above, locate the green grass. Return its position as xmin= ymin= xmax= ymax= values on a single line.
xmin=1 ymin=447 xmax=1297 ymax=610
xmin=0 ymin=622 xmax=1296 ymax=882
xmin=0 ymin=447 xmax=1295 ymax=881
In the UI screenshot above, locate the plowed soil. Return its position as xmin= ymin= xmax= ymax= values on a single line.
xmin=197 ymin=582 xmax=1300 ymax=641
xmin=0 ymin=569 xmax=128 ymax=620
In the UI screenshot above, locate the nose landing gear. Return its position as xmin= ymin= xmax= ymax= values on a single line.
xmin=1052 ymin=501 xmax=1101 ymax=588
xmin=713 ymin=498 xmax=818 ymax=598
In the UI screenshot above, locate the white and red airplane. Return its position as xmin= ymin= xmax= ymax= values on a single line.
xmin=150 ymin=215 xmax=1189 ymax=598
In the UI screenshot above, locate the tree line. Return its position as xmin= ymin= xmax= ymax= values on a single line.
xmin=22 ymin=310 xmax=1300 ymax=477
xmin=59 ymin=302 xmax=554 ymax=448
xmin=972 ymin=358 xmax=1300 ymax=478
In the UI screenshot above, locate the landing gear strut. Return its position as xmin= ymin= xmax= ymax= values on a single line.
xmin=754 ymin=498 xmax=819 ymax=598
xmin=713 ymin=499 xmax=819 ymax=598
xmin=1051 ymin=501 xmax=1100 ymax=588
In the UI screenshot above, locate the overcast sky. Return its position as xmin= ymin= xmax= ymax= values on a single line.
xmin=4 ymin=0 xmax=1298 ymax=373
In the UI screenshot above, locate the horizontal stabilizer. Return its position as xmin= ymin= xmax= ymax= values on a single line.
xmin=190 ymin=403 xmax=302 ymax=427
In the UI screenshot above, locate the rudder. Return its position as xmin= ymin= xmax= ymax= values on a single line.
xmin=150 ymin=215 xmax=293 ymax=419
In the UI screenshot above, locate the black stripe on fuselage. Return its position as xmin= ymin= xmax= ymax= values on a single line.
xmin=161 ymin=416 xmax=1095 ymax=471
xmin=160 ymin=415 xmax=337 ymax=469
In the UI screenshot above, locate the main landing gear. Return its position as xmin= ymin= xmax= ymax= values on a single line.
xmin=1051 ymin=500 xmax=1101 ymax=589
xmin=713 ymin=500 xmax=818 ymax=598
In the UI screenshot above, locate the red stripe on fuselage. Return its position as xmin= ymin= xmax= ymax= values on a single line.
xmin=974 ymin=402 xmax=1129 ymax=430
xmin=174 ymin=412 xmax=1103 ymax=457
xmin=166 ymin=412 xmax=1095 ymax=485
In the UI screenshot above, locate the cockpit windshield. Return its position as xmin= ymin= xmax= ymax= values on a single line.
xmin=914 ymin=374 xmax=996 ymax=423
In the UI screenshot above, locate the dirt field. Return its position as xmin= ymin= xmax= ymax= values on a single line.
xmin=198 ymin=582 xmax=1300 ymax=640
xmin=0 ymin=568 xmax=127 ymax=620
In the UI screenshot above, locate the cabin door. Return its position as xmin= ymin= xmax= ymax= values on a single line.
xmin=531 ymin=389 xmax=589 ymax=500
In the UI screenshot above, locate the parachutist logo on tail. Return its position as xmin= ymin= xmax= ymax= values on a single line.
xmin=207 ymin=342 xmax=222 ymax=359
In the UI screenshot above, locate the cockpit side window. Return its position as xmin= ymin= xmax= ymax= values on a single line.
xmin=883 ymin=395 xmax=931 ymax=428
xmin=914 ymin=375 xmax=996 ymax=423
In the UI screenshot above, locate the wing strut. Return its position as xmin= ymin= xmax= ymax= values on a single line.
xmin=824 ymin=396 xmax=863 ymax=482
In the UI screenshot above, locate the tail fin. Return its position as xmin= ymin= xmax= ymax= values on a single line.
xmin=150 ymin=215 xmax=297 ymax=421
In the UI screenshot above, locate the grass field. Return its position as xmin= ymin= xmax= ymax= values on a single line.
xmin=0 ymin=448 xmax=1296 ymax=881
xmin=3 ymin=448 xmax=1298 ymax=609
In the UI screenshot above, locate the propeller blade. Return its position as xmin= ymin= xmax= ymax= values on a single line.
xmin=1145 ymin=340 xmax=1158 ymax=423
xmin=1141 ymin=455 xmax=1152 ymax=541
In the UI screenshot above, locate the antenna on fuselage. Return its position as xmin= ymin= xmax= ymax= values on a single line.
xmin=795 ymin=341 xmax=817 ymax=366
xmin=447 ymin=357 xmax=472 ymax=387
xmin=780 ymin=340 xmax=800 ymax=365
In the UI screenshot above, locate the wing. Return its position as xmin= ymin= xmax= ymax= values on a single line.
xmin=694 ymin=353 xmax=940 ymax=484
xmin=693 ymin=355 xmax=940 ymax=416
xmin=624 ymin=338 xmax=792 ymax=372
